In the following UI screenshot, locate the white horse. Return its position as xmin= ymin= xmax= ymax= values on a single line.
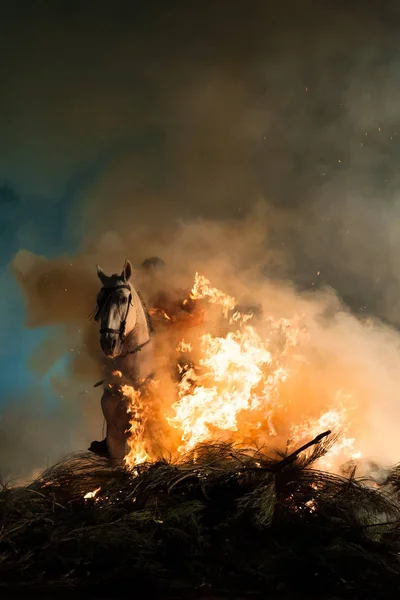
xmin=90 ymin=259 xmax=154 ymax=461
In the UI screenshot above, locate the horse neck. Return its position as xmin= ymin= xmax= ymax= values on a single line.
xmin=117 ymin=287 xmax=153 ymax=384
xmin=127 ymin=287 xmax=151 ymax=347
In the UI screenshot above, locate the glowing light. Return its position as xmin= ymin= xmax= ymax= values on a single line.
xmin=123 ymin=384 xmax=151 ymax=467
xmin=84 ymin=487 xmax=101 ymax=499
xmin=122 ymin=272 xmax=361 ymax=473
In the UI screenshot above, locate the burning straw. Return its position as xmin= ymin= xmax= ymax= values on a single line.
xmin=1 ymin=433 xmax=400 ymax=599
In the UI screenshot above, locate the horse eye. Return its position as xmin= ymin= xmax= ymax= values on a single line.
xmin=120 ymin=296 xmax=127 ymax=304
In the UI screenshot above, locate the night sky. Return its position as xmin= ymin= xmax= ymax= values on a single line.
xmin=2 ymin=1 xmax=400 ymax=473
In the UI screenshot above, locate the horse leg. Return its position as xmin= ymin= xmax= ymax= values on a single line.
xmin=101 ymin=388 xmax=130 ymax=461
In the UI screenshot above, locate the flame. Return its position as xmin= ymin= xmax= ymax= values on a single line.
xmin=123 ymin=384 xmax=151 ymax=467
xmin=168 ymin=273 xmax=360 ymax=469
xmin=169 ymin=329 xmax=276 ymax=451
xmin=167 ymin=275 xmax=295 ymax=451
xmin=121 ymin=272 xmax=361 ymax=473
xmin=290 ymin=391 xmax=361 ymax=471
xmin=176 ymin=340 xmax=192 ymax=353
xmin=84 ymin=486 xmax=101 ymax=499
xmin=190 ymin=272 xmax=236 ymax=317
xmin=149 ymin=307 xmax=171 ymax=321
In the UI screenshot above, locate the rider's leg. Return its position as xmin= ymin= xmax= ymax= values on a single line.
xmin=100 ymin=388 xmax=130 ymax=460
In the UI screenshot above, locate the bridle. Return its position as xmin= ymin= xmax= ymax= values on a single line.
xmin=95 ymin=284 xmax=132 ymax=340
xmin=94 ymin=283 xmax=152 ymax=356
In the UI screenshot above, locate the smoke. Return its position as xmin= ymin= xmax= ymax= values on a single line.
xmin=3 ymin=0 xmax=400 ymax=478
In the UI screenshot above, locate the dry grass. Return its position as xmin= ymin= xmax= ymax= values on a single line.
xmin=1 ymin=434 xmax=400 ymax=599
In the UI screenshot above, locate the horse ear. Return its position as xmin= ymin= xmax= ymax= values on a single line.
xmin=122 ymin=259 xmax=132 ymax=282
xmin=96 ymin=265 xmax=108 ymax=284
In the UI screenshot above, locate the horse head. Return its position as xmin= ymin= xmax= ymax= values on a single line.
xmin=94 ymin=260 xmax=137 ymax=358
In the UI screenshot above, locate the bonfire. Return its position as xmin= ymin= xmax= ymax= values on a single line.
xmin=1 ymin=273 xmax=400 ymax=599
xmin=123 ymin=272 xmax=361 ymax=472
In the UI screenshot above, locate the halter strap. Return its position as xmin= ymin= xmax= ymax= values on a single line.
xmin=96 ymin=283 xmax=152 ymax=353
xmin=97 ymin=284 xmax=132 ymax=338
xmin=101 ymin=284 xmax=131 ymax=291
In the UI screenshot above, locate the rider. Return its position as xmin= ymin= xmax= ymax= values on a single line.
xmin=140 ymin=256 xmax=205 ymax=331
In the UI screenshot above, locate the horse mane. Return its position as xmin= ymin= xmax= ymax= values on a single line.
xmin=135 ymin=288 xmax=154 ymax=334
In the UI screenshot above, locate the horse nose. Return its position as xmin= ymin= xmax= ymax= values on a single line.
xmin=101 ymin=335 xmax=118 ymax=356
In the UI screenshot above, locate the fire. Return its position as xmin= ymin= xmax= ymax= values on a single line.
xmin=167 ymin=275 xmax=301 ymax=452
xmin=168 ymin=329 xmax=276 ymax=451
xmin=123 ymin=272 xmax=361 ymax=473
xmin=122 ymin=384 xmax=151 ymax=466
xmin=84 ymin=486 xmax=101 ymax=499
xmin=290 ymin=391 xmax=361 ymax=471
xmin=190 ymin=272 xmax=236 ymax=317
xmin=169 ymin=274 xmax=360 ymax=469
xmin=176 ymin=340 xmax=192 ymax=353
xmin=149 ymin=307 xmax=171 ymax=321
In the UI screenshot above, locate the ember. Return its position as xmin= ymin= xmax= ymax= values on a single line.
xmin=83 ymin=486 xmax=101 ymax=499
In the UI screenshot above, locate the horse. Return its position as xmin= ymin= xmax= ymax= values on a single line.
xmin=90 ymin=259 xmax=155 ymax=461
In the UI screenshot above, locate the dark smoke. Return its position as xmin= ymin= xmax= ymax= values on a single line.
xmin=3 ymin=1 xmax=400 ymax=478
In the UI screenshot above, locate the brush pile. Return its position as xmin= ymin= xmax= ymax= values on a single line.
xmin=1 ymin=434 xmax=400 ymax=599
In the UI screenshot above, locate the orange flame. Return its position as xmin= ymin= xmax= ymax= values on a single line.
xmin=123 ymin=384 xmax=151 ymax=467
xmin=190 ymin=272 xmax=236 ymax=317
xmin=122 ymin=272 xmax=361 ymax=472
xmin=290 ymin=391 xmax=361 ymax=471
xmin=149 ymin=307 xmax=171 ymax=321
xmin=170 ymin=274 xmax=360 ymax=468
